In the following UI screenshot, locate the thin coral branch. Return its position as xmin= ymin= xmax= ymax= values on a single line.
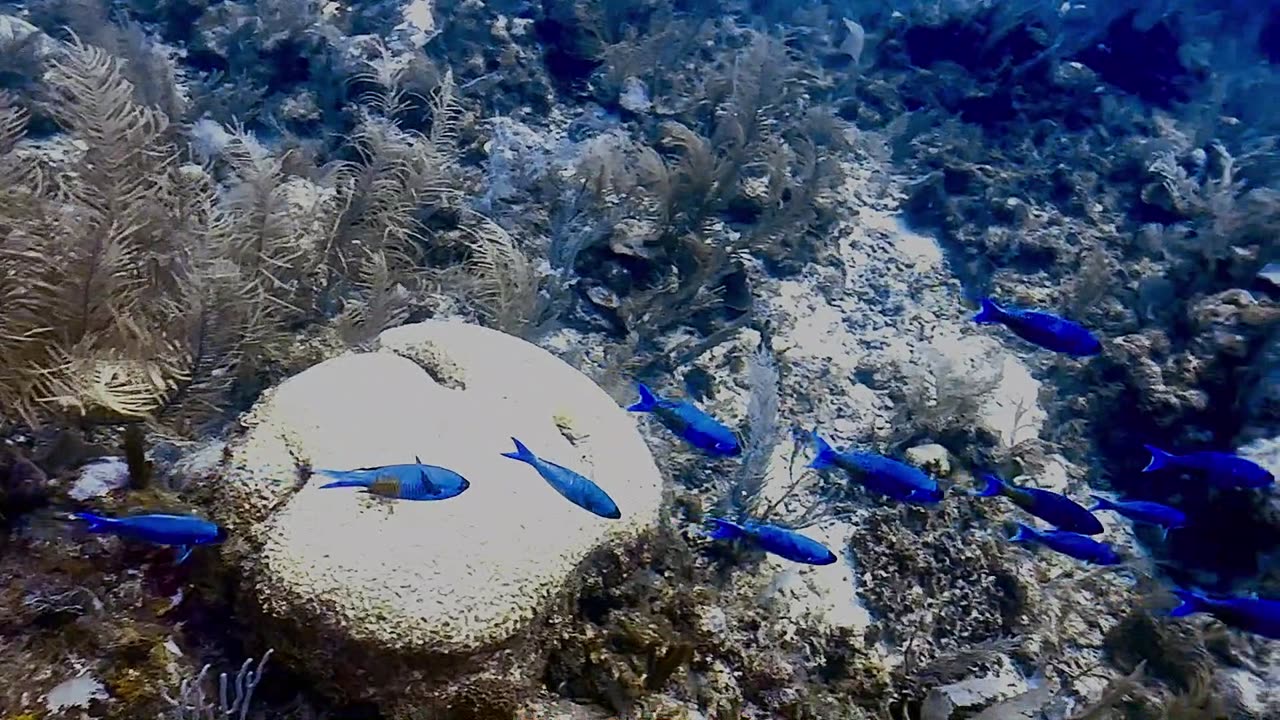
xmin=726 ymin=338 xmax=781 ymax=520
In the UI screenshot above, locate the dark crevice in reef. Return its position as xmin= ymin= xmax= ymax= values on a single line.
xmin=534 ymin=11 xmax=599 ymax=97
xmin=891 ymin=11 xmax=1059 ymax=132
xmin=893 ymin=5 xmax=1268 ymax=590
xmin=1263 ymin=6 xmax=1280 ymax=64
xmin=900 ymin=11 xmax=1046 ymax=74
xmin=1073 ymin=11 xmax=1201 ymax=108
xmin=1089 ymin=344 xmax=1280 ymax=587
xmin=892 ymin=7 xmax=1206 ymax=133
xmin=128 ymin=0 xmax=210 ymax=47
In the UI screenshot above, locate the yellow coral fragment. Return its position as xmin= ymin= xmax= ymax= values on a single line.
xmin=552 ymin=409 xmax=589 ymax=445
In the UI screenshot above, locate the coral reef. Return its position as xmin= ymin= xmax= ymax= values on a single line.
xmin=2 ymin=0 xmax=1280 ymax=718
xmin=0 ymin=16 xmax=542 ymax=440
xmin=847 ymin=501 xmax=1025 ymax=654
xmin=0 ymin=501 xmax=266 ymax=719
xmin=541 ymin=523 xmax=893 ymax=720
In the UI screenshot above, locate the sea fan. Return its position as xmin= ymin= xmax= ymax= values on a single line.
xmin=724 ymin=338 xmax=782 ymax=520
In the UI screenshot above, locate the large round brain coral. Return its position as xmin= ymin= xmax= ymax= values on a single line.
xmin=207 ymin=320 xmax=665 ymax=711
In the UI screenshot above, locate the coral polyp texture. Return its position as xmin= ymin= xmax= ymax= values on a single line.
xmin=210 ymin=320 xmax=663 ymax=707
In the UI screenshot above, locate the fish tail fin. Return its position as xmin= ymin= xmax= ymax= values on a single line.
xmin=973 ymin=297 xmax=1004 ymax=324
xmin=972 ymin=473 xmax=1005 ymax=497
xmin=1169 ymin=588 xmax=1207 ymax=618
xmin=705 ymin=517 xmax=746 ymax=541
xmin=501 ymin=437 xmax=538 ymax=465
xmin=1142 ymin=444 xmax=1176 ymax=472
xmin=1088 ymin=494 xmax=1114 ymax=512
xmin=626 ymin=382 xmax=658 ymax=412
xmin=1009 ymin=523 xmax=1038 ymax=543
xmin=806 ymin=432 xmax=839 ymax=470
xmin=71 ymin=512 xmax=115 ymax=532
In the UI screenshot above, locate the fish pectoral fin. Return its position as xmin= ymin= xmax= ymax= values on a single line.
xmin=175 ymin=546 xmax=193 ymax=564
xmin=418 ymin=469 xmax=439 ymax=494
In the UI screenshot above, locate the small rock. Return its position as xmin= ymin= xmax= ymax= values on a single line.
xmin=1258 ymin=262 xmax=1280 ymax=291
xmin=619 ymin=76 xmax=652 ymax=113
xmin=585 ymin=284 xmax=621 ymax=310
xmin=1051 ymin=61 xmax=1098 ymax=91
xmin=69 ymin=457 xmax=130 ymax=500
xmin=1034 ymin=455 xmax=1072 ymax=494
xmin=166 ymin=440 xmax=227 ymax=491
xmin=45 ymin=672 xmax=107 ymax=713
xmin=0 ymin=14 xmax=44 ymax=46
xmin=278 ymin=89 xmax=322 ymax=123
xmin=697 ymin=605 xmax=728 ymax=635
xmin=905 ymin=443 xmax=951 ymax=476
xmin=936 ymin=655 xmax=1031 ymax=710
xmin=397 ymin=0 xmax=438 ymax=46
xmin=921 ymin=690 xmax=956 ymax=720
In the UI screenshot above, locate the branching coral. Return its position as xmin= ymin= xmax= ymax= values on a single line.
xmin=0 ymin=31 xmax=532 ymax=436
xmin=562 ymin=26 xmax=847 ymax=352
xmin=455 ymin=218 xmax=543 ymax=337
xmin=541 ymin=527 xmax=714 ymax=715
xmin=1104 ymin=608 xmax=1219 ymax=695
xmin=848 ymin=502 xmax=1025 ymax=657
xmin=0 ymin=36 xmax=193 ymax=426
xmin=163 ymin=649 xmax=274 ymax=720
xmin=893 ymin=344 xmax=1004 ymax=445
xmin=328 ymin=63 xmax=544 ymax=339
xmin=567 ymin=130 xmax=745 ymax=351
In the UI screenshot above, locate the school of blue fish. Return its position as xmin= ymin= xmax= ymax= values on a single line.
xmin=57 ymin=296 xmax=1280 ymax=640
xmin=968 ymin=297 xmax=1278 ymax=638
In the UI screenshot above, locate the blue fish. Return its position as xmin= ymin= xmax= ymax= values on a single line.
xmin=1089 ymin=494 xmax=1186 ymax=538
xmin=704 ymin=517 xmax=837 ymax=565
xmin=317 ymin=457 xmax=470 ymax=501
xmin=1142 ymin=444 xmax=1274 ymax=490
xmin=502 ymin=438 xmax=621 ymax=519
xmin=71 ymin=512 xmax=227 ymax=564
xmin=808 ymin=431 xmax=943 ymax=503
xmin=1009 ymin=522 xmax=1120 ymax=565
xmin=973 ymin=298 xmax=1102 ymax=356
xmin=973 ymin=473 xmax=1103 ymax=535
xmin=627 ymin=382 xmax=741 ymax=456
xmin=1169 ymin=588 xmax=1280 ymax=639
